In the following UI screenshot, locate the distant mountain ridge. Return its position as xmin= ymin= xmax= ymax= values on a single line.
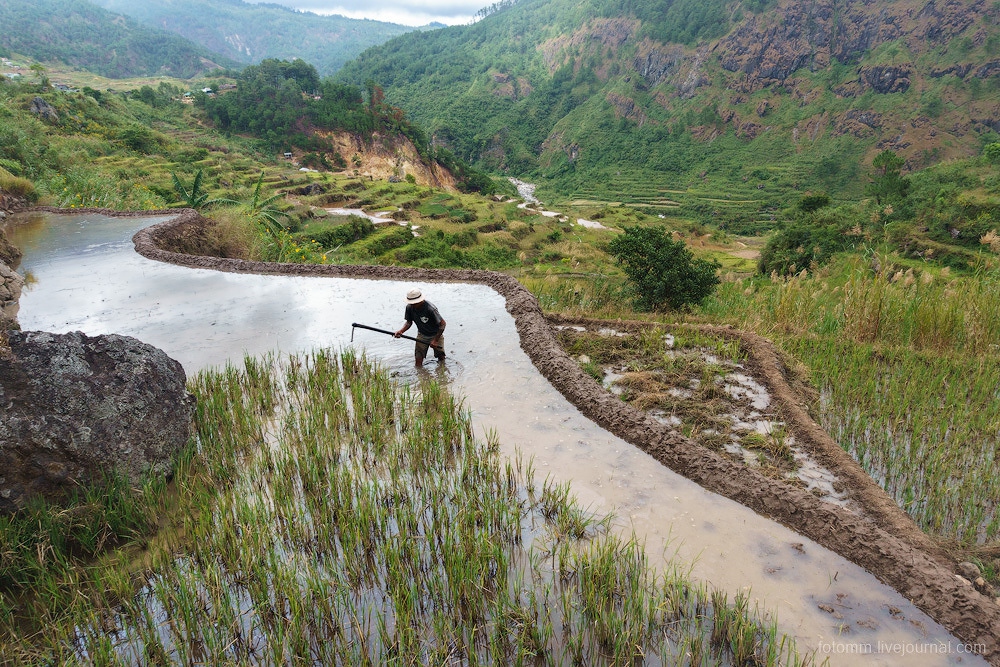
xmin=0 ymin=0 xmax=238 ymax=78
xmin=87 ymin=0 xmax=420 ymax=76
xmin=335 ymin=0 xmax=1000 ymax=210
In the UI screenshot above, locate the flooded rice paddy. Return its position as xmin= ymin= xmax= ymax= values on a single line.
xmin=5 ymin=211 xmax=987 ymax=666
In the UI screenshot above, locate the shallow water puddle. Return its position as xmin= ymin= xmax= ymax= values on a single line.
xmin=6 ymin=211 xmax=986 ymax=666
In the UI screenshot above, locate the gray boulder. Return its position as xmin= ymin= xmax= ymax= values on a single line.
xmin=0 ymin=231 xmax=20 ymax=267
xmin=0 ymin=261 xmax=22 ymax=331
xmin=29 ymin=96 xmax=59 ymax=123
xmin=0 ymin=331 xmax=194 ymax=513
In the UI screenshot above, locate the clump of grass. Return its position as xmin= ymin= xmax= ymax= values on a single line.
xmin=200 ymin=207 xmax=256 ymax=259
xmin=0 ymin=167 xmax=36 ymax=201
xmin=742 ymin=429 xmax=794 ymax=464
xmin=0 ymin=349 xmax=814 ymax=666
xmin=523 ymin=274 xmax=631 ymax=316
xmin=0 ymin=470 xmax=160 ymax=631
xmin=580 ymin=358 xmax=604 ymax=381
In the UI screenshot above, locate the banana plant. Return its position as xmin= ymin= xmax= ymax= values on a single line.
xmin=169 ymin=169 xmax=227 ymax=209
xmin=236 ymin=172 xmax=290 ymax=236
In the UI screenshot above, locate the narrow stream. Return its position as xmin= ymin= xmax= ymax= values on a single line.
xmin=5 ymin=211 xmax=986 ymax=666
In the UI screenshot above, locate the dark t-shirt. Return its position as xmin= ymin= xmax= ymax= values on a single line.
xmin=404 ymin=300 xmax=444 ymax=337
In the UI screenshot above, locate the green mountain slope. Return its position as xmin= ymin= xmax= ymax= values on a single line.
xmin=88 ymin=0 xmax=420 ymax=76
xmin=0 ymin=0 xmax=238 ymax=78
xmin=336 ymin=0 xmax=1000 ymax=222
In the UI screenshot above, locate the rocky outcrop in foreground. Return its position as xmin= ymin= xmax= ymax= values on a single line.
xmin=0 ymin=330 xmax=194 ymax=514
xmin=0 ymin=229 xmax=22 ymax=267
xmin=0 ymin=261 xmax=22 ymax=332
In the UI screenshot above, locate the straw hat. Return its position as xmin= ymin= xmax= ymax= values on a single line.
xmin=405 ymin=288 xmax=424 ymax=304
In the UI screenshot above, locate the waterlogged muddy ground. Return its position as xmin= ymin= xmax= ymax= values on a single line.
xmin=552 ymin=322 xmax=849 ymax=500
xmin=5 ymin=208 xmax=999 ymax=665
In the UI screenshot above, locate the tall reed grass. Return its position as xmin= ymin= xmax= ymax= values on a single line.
xmin=1 ymin=349 xmax=815 ymax=665
xmin=707 ymin=255 xmax=1000 ymax=356
xmin=521 ymin=274 xmax=631 ymax=318
xmin=702 ymin=255 xmax=1000 ymax=545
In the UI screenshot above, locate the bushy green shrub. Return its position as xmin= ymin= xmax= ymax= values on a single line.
xmin=116 ymin=124 xmax=167 ymax=154
xmin=357 ymin=225 xmax=413 ymax=257
xmin=393 ymin=233 xmax=464 ymax=266
xmin=758 ymin=208 xmax=861 ymax=276
xmin=984 ymin=142 xmax=1000 ymax=165
xmin=607 ymin=225 xmax=721 ymax=311
xmin=297 ymin=215 xmax=375 ymax=248
xmin=797 ymin=193 xmax=831 ymax=213
xmin=447 ymin=227 xmax=478 ymax=247
xmin=467 ymin=243 xmax=518 ymax=268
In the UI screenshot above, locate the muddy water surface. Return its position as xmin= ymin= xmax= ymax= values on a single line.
xmin=7 ymin=211 xmax=987 ymax=666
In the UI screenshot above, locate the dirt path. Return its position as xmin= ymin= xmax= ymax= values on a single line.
xmin=112 ymin=209 xmax=996 ymax=663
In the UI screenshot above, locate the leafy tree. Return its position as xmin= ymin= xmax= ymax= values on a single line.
xmin=797 ymin=193 xmax=831 ymax=213
xmin=758 ymin=207 xmax=860 ymax=276
xmin=118 ymin=124 xmax=162 ymax=153
xmin=866 ymin=150 xmax=910 ymax=206
xmin=135 ymin=85 xmax=156 ymax=107
xmin=984 ymin=142 xmax=1000 ymax=165
xmin=607 ymin=226 xmax=720 ymax=311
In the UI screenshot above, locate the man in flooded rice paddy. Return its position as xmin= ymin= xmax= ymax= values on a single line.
xmin=394 ymin=288 xmax=446 ymax=367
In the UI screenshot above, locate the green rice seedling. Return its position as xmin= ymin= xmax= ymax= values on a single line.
xmin=695 ymin=254 xmax=1000 ymax=546
xmin=1 ymin=348 xmax=814 ymax=666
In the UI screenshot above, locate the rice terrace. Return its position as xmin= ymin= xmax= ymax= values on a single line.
xmin=3 ymin=0 xmax=1000 ymax=662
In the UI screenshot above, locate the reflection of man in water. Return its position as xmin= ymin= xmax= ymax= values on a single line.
xmin=394 ymin=288 xmax=446 ymax=367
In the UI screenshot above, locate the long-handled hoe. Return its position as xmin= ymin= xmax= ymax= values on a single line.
xmin=351 ymin=323 xmax=444 ymax=351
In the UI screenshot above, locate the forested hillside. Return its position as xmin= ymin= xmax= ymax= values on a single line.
xmin=198 ymin=59 xmax=493 ymax=193
xmin=0 ymin=0 xmax=237 ymax=78
xmin=336 ymin=0 xmax=1000 ymax=225
xmin=88 ymin=0 xmax=419 ymax=76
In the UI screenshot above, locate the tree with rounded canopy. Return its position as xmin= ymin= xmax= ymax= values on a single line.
xmin=608 ymin=226 xmax=721 ymax=311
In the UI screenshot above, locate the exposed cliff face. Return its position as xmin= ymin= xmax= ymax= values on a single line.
xmin=539 ymin=18 xmax=639 ymax=75
xmin=633 ymin=40 xmax=686 ymax=87
xmin=718 ymin=0 xmax=904 ymax=84
xmin=716 ymin=0 xmax=984 ymax=85
xmin=534 ymin=0 xmax=997 ymax=176
xmin=316 ymin=131 xmax=458 ymax=191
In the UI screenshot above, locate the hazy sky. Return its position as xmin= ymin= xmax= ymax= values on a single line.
xmin=246 ymin=0 xmax=487 ymax=27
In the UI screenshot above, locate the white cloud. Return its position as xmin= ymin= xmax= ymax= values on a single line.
xmin=246 ymin=0 xmax=486 ymax=26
